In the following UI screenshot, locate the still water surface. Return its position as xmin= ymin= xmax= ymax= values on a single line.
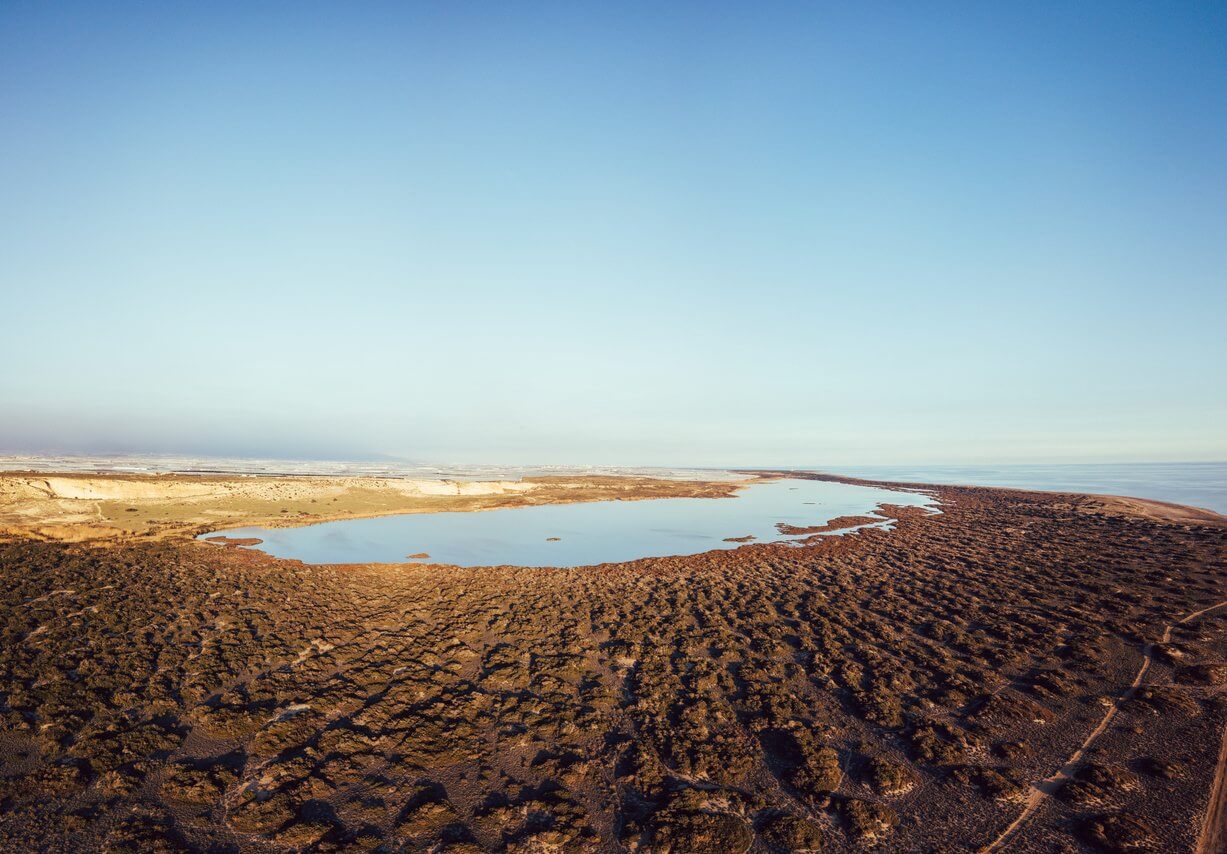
xmin=203 ymin=478 xmax=935 ymax=568
xmin=829 ymin=462 xmax=1227 ymax=515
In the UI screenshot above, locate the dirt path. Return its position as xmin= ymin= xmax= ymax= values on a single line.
xmin=1201 ymin=721 xmax=1227 ymax=854
xmin=983 ymin=599 xmax=1227 ymax=853
xmin=1190 ymin=599 xmax=1227 ymax=854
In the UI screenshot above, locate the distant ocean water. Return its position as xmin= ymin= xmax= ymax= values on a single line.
xmin=826 ymin=462 xmax=1227 ymax=516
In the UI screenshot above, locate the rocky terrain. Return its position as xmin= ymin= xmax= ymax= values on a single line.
xmin=0 ymin=472 xmax=1224 ymax=852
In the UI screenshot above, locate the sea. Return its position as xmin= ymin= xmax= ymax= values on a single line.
xmin=826 ymin=462 xmax=1227 ymax=515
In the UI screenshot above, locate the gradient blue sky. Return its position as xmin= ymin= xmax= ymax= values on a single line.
xmin=2 ymin=2 xmax=1225 ymax=466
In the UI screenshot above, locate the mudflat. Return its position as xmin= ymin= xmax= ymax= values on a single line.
xmin=0 ymin=471 xmax=1225 ymax=852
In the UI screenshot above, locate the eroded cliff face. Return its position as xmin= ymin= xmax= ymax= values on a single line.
xmin=0 ymin=472 xmax=740 ymax=541
xmin=0 ymin=477 xmax=1223 ymax=852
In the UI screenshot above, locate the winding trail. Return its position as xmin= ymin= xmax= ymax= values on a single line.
xmin=1201 ymin=721 xmax=1227 ymax=854
xmin=1190 ymin=599 xmax=1227 ymax=854
xmin=982 ymin=599 xmax=1227 ymax=853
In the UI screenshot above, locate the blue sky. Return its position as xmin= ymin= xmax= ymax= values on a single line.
xmin=2 ymin=2 xmax=1225 ymax=466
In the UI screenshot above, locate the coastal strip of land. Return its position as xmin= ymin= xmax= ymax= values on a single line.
xmin=0 ymin=471 xmax=745 ymax=542
xmin=0 ymin=469 xmax=1223 ymax=851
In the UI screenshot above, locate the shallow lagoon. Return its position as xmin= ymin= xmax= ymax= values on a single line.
xmin=203 ymin=477 xmax=936 ymax=568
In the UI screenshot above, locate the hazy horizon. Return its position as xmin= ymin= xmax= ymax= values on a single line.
xmin=3 ymin=2 xmax=1226 ymax=464
xmin=3 ymin=449 xmax=1225 ymax=470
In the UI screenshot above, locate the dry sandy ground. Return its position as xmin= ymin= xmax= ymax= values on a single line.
xmin=0 ymin=472 xmax=741 ymax=542
xmin=0 ymin=471 xmax=1225 ymax=853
